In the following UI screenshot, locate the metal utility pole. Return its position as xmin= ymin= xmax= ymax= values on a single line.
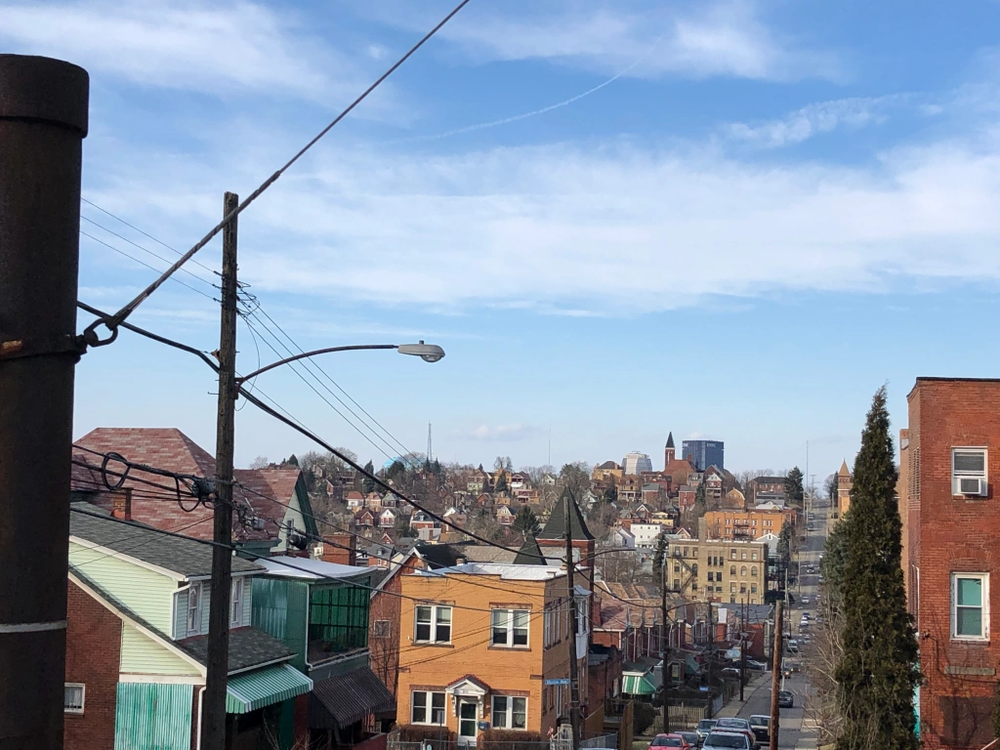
xmin=769 ymin=601 xmax=784 ymax=750
xmin=201 ymin=192 xmax=239 ymax=750
xmin=660 ymin=561 xmax=670 ymax=733
xmin=0 ymin=54 xmax=88 ymax=750
xmin=739 ymin=599 xmax=746 ymax=702
xmin=705 ymin=603 xmax=715 ymax=719
xmin=565 ymin=492 xmax=582 ymax=750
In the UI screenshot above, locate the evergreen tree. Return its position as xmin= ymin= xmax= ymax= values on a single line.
xmin=285 ymin=454 xmax=299 ymax=467
xmin=512 ymin=506 xmax=541 ymax=537
xmin=495 ymin=473 xmax=508 ymax=494
xmin=834 ymin=386 xmax=920 ymax=750
xmin=777 ymin=521 xmax=792 ymax=564
xmin=785 ymin=466 xmax=805 ymax=506
xmin=652 ymin=531 xmax=669 ymax=572
xmin=603 ymin=483 xmax=618 ymax=504
xmin=362 ymin=460 xmax=376 ymax=495
xmin=387 ymin=460 xmax=407 ymax=484
xmin=695 ymin=483 xmax=706 ymax=508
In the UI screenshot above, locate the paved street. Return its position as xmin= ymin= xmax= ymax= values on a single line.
xmin=716 ymin=493 xmax=831 ymax=749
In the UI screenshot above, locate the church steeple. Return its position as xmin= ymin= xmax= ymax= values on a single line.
xmin=664 ymin=432 xmax=676 ymax=469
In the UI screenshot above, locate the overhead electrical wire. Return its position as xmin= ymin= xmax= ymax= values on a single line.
xmin=84 ymin=0 xmax=474 ymax=344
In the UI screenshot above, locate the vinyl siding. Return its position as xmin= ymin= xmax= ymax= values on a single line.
xmin=114 ymin=682 xmax=192 ymax=750
xmin=69 ymin=541 xmax=176 ymax=632
xmin=120 ymin=624 xmax=201 ymax=677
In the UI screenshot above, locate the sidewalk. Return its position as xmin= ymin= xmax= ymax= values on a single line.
xmin=714 ymin=673 xmax=771 ymax=718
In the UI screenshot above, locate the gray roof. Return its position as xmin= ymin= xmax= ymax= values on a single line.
xmin=70 ymin=503 xmax=262 ymax=577
xmin=537 ymin=490 xmax=594 ymax=541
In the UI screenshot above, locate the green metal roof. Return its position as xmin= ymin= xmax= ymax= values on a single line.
xmin=226 ymin=664 xmax=312 ymax=714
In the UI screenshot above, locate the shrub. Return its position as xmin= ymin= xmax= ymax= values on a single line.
xmin=478 ymin=729 xmax=547 ymax=750
xmin=393 ymin=724 xmax=458 ymax=744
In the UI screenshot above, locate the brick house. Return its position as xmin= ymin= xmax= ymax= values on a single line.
xmin=397 ymin=562 xmax=591 ymax=741
xmin=65 ymin=504 xmax=310 ymax=750
xmin=901 ymin=377 xmax=1000 ymax=749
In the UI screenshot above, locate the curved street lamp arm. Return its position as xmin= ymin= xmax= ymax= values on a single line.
xmin=236 ymin=344 xmax=397 ymax=383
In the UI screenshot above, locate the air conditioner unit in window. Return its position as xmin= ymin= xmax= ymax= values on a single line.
xmin=954 ymin=476 xmax=988 ymax=497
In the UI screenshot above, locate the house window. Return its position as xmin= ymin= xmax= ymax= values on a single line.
xmin=752 ymin=552 xmax=759 ymax=561
xmin=692 ymin=582 xmax=698 ymax=591
xmin=693 ymin=548 xmax=698 ymax=558
xmin=740 ymin=583 xmax=747 ymax=593
xmin=187 ymin=583 xmax=202 ymax=634
xmin=730 ymin=583 xmax=736 ymax=593
xmin=64 ymin=683 xmax=85 ymax=714
xmin=691 ymin=563 xmax=698 ymax=575
xmin=730 ymin=565 xmax=736 ymax=576
xmin=730 ymin=549 xmax=737 ymax=559
xmin=412 ymin=691 xmax=446 ymax=724
xmin=674 ymin=563 xmax=681 ymax=574
xmin=683 ymin=547 xmax=689 ymax=557
xmin=416 ymin=605 xmax=453 ymax=643
xmin=492 ymin=695 xmax=527 ymax=729
xmin=952 ymin=448 xmax=988 ymax=494
xmin=374 ymin=620 xmax=392 ymax=639
xmin=741 ymin=551 xmax=748 ymax=560
xmin=492 ymin=609 xmax=529 ymax=647
xmin=740 ymin=566 xmax=748 ymax=577
xmin=751 ymin=584 xmax=758 ymax=594
xmin=751 ymin=566 xmax=758 ymax=577
xmin=952 ymin=574 xmax=989 ymax=640
xmin=707 ymin=572 xmax=714 ymax=583
xmin=310 ymin=585 xmax=370 ymax=656
xmin=230 ymin=578 xmax=243 ymax=627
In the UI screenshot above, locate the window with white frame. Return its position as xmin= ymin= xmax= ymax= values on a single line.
xmin=952 ymin=573 xmax=989 ymax=640
xmin=952 ymin=448 xmax=988 ymax=494
xmin=492 ymin=695 xmax=527 ymax=729
xmin=230 ymin=578 xmax=243 ymax=626
xmin=492 ymin=609 xmax=529 ymax=647
xmin=187 ymin=583 xmax=202 ymax=634
xmin=64 ymin=683 xmax=85 ymax=714
xmin=411 ymin=691 xmax=446 ymax=724
xmin=415 ymin=605 xmax=452 ymax=643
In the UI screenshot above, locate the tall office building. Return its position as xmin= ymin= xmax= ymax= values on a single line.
xmin=681 ymin=440 xmax=724 ymax=471
xmin=622 ymin=452 xmax=653 ymax=475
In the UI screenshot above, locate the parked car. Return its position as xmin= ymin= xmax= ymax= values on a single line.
xmin=703 ymin=731 xmax=752 ymax=750
xmin=720 ymin=667 xmax=743 ymax=679
xmin=679 ymin=731 xmax=702 ymax=749
xmin=649 ymin=733 xmax=693 ymax=750
xmin=800 ymin=596 xmax=810 ymax=605
xmin=778 ymin=690 xmax=794 ymax=708
xmin=714 ymin=718 xmax=757 ymax=748
xmin=745 ymin=659 xmax=768 ymax=671
xmin=696 ymin=719 xmax=718 ymax=742
xmin=787 ymin=639 xmax=799 ymax=654
xmin=748 ymin=715 xmax=770 ymax=744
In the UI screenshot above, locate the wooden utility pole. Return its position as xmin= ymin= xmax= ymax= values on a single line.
xmin=565 ymin=491 xmax=582 ymax=750
xmin=201 ymin=191 xmax=239 ymax=750
xmin=769 ymin=601 xmax=784 ymax=750
xmin=0 ymin=54 xmax=88 ymax=749
xmin=660 ymin=561 xmax=670 ymax=733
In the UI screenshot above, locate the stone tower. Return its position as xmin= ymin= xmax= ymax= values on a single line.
xmin=837 ymin=459 xmax=853 ymax=517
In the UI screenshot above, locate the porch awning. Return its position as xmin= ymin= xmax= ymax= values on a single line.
xmin=226 ymin=664 xmax=313 ymax=714
xmin=621 ymin=674 xmax=657 ymax=696
xmin=309 ymin=666 xmax=396 ymax=729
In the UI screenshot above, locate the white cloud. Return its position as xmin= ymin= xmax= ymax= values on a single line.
xmin=462 ymin=424 xmax=546 ymax=442
xmin=374 ymin=0 xmax=842 ymax=82
xmin=0 ymin=0 xmax=368 ymax=101
xmin=84 ymin=119 xmax=1000 ymax=317
xmin=727 ymin=95 xmax=907 ymax=148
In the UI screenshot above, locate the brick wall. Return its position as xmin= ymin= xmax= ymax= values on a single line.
xmin=65 ymin=580 xmax=122 ymax=750
xmin=908 ymin=379 xmax=1000 ymax=750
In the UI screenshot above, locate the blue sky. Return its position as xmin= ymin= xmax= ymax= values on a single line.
xmin=6 ymin=0 xmax=1000 ymax=483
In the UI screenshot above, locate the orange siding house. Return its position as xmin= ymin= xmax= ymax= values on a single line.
xmin=397 ymin=563 xmax=590 ymax=744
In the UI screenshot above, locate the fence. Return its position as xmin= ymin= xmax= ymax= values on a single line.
xmin=388 ymin=733 xmax=617 ymax=750
xmin=580 ymin=734 xmax=618 ymax=749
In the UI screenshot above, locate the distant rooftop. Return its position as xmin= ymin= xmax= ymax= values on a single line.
xmin=415 ymin=562 xmax=565 ymax=581
xmin=255 ymin=556 xmax=370 ymax=581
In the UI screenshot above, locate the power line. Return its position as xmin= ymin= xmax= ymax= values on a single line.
xmin=85 ymin=0 xmax=474 ymax=344
xmin=81 ymin=197 xmax=218 ymax=276
xmin=79 ymin=229 xmax=218 ymax=302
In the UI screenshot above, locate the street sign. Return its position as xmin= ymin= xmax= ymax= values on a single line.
xmin=544 ymin=678 xmax=570 ymax=686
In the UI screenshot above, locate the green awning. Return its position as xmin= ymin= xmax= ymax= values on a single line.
xmin=622 ymin=673 xmax=657 ymax=696
xmin=227 ymin=664 xmax=312 ymax=714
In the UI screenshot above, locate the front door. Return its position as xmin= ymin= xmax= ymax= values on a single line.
xmin=458 ymin=701 xmax=478 ymax=744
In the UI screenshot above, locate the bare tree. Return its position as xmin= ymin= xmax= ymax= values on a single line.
xmin=249 ymin=455 xmax=270 ymax=470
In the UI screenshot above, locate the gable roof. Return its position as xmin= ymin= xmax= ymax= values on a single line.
xmin=537 ymin=490 xmax=594 ymax=541
xmin=70 ymin=503 xmax=261 ymax=577
xmin=513 ymin=534 xmax=545 ymax=565
xmin=413 ymin=542 xmax=464 ymax=570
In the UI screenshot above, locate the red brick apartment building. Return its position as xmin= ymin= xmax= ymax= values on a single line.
xmin=902 ymin=377 xmax=1000 ymax=749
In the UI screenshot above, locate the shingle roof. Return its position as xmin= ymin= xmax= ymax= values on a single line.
xmin=73 ymin=427 xmax=306 ymax=543
xmin=513 ymin=534 xmax=545 ymax=565
xmin=537 ymin=489 xmax=594 ymax=541
xmin=178 ymin=627 xmax=295 ymax=672
xmin=414 ymin=542 xmax=463 ymax=569
xmin=70 ymin=503 xmax=261 ymax=576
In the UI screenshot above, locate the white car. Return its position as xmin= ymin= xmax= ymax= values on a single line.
xmin=703 ymin=731 xmax=753 ymax=750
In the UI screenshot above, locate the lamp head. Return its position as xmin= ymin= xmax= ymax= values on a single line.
xmin=397 ymin=341 xmax=445 ymax=363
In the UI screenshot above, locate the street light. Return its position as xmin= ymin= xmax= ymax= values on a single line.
xmin=235 ymin=340 xmax=445 ymax=384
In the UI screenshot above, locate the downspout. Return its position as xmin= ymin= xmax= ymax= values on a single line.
xmin=196 ymin=686 xmax=207 ymax=750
